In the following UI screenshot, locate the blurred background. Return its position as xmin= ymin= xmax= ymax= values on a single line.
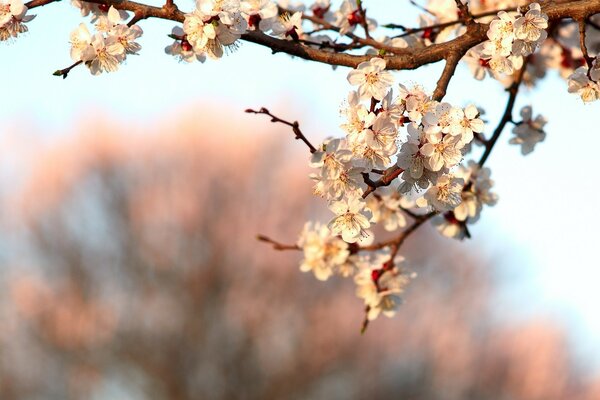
xmin=1 ymin=1 xmax=600 ymax=399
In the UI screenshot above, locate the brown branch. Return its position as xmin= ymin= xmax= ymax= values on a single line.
xmin=290 ymin=6 xmax=408 ymax=55
xmin=455 ymin=0 xmax=473 ymax=25
xmin=37 ymin=0 xmax=600 ymax=73
xmin=24 ymin=0 xmax=61 ymax=8
xmin=432 ymin=51 xmax=462 ymax=101
xmin=359 ymin=212 xmax=435 ymax=252
xmin=257 ymin=235 xmax=300 ymax=251
xmin=245 ymin=108 xmax=317 ymax=153
xmin=578 ymin=18 xmax=595 ymax=70
xmin=477 ymin=62 xmax=528 ymax=168
xmin=356 ymin=0 xmax=371 ymax=40
xmin=388 ymin=7 xmax=514 ymax=38
xmin=361 ymin=165 xmax=404 ymax=199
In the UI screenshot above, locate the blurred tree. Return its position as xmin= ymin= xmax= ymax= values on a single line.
xmin=0 ymin=115 xmax=598 ymax=400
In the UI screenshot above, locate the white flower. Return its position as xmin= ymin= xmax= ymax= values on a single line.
xmin=110 ymin=24 xmax=143 ymax=55
xmin=514 ymin=3 xmax=548 ymax=43
xmin=378 ymin=88 xmax=406 ymax=127
xmin=448 ymin=104 xmax=484 ymax=147
xmin=432 ymin=213 xmax=468 ymax=240
xmin=363 ymin=113 xmax=398 ymax=152
xmin=0 ymin=0 xmax=28 ymax=26
xmin=367 ymin=189 xmax=407 ymax=232
xmin=70 ymin=23 xmax=95 ymax=62
xmin=340 ymin=91 xmax=376 ymax=143
xmin=420 ymin=134 xmax=462 ymax=172
xmin=297 ymin=222 xmax=349 ymax=281
xmin=354 ymin=255 xmax=413 ymax=321
xmin=183 ymin=9 xmax=217 ymax=50
xmin=94 ymin=5 xmax=122 ymax=33
xmin=271 ymin=11 xmax=303 ymax=40
xmin=333 ymin=0 xmax=376 ymax=36
xmin=347 ymin=58 xmax=395 ymax=101
xmin=418 ymin=174 xmax=464 ymax=212
xmin=241 ymin=0 xmax=277 ymax=31
xmin=396 ymin=123 xmax=425 ymax=179
xmin=463 ymin=47 xmax=494 ymax=81
xmin=0 ymin=0 xmax=34 ymax=40
xmin=568 ymin=67 xmax=600 ymax=103
xmin=510 ymin=106 xmax=547 ymax=155
xmin=86 ymin=33 xmax=125 ymax=75
xmin=327 ymin=197 xmax=371 ymax=243
xmin=401 ymin=85 xmax=435 ymax=124
xmin=310 ymin=138 xmax=353 ymax=179
xmin=456 ymin=161 xmax=497 ymax=216
xmin=165 ymin=27 xmax=206 ymax=63
xmin=487 ymin=11 xmax=516 ymax=43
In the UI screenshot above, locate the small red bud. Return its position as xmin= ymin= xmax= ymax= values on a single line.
xmin=347 ymin=10 xmax=364 ymax=26
xmin=181 ymin=40 xmax=193 ymax=52
xmin=248 ymin=14 xmax=261 ymax=29
xmin=443 ymin=211 xmax=460 ymax=225
xmin=312 ymin=6 xmax=330 ymax=19
xmin=478 ymin=58 xmax=490 ymax=68
xmin=371 ymin=269 xmax=383 ymax=283
xmin=422 ymin=28 xmax=433 ymax=40
xmin=98 ymin=4 xmax=110 ymax=13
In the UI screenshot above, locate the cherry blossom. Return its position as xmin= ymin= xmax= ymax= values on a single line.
xmin=347 ymin=58 xmax=395 ymax=101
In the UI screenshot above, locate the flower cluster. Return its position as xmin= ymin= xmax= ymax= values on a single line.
xmin=568 ymin=66 xmax=600 ymax=103
xmin=164 ymin=0 xmax=303 ymax=62
xmin=476 ymin=3 xmax=548 ymax=75
xmin=0 ymin=0 xmax=34 ymax=41
xmin=432 ymin=161 xmax=498 ymax=239
xmin=297 ymin=222 xmax=351 ymax=281
xmin=69 ymin=6 xmax=142 ymax=75
xmin=354 ymin=254 xmax=414 ymax=321
xmin=510 ymin=106 xmax=547 ymax=155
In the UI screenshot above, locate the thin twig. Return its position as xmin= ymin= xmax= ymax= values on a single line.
xmin=387 ymin=7 xmax=515 ymax=38
xmin=53 ymin=60 xmax=83 ymax=79
xmin=455 ymin=0 xmax=473 ymax=25
xmin=578 ymin=18 xmax=595 ymax=70
xmin=477 ymin=61 xmax=528 ymax=168
xmin=245 ymin=108 xmax=317 ymax=153
xmin=409 ymin=0 xmax=436 ymax=17
xmin=256 ymin=235 xmax=300 ymax=251
xmin=361 ymin=165 xmax=404 ymax=199
xmin=356 ymin=0 xmax=371 ymax=40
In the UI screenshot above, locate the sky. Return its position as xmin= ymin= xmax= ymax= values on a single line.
xmin=2 ymin=0 xmax=600 ymax=371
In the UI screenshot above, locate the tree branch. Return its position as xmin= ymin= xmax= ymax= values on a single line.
xmin=256 ymin=235 xmax=300 ymax=251
xmin=33 ymin=0 xmax=600 ymax=73
xmin=245 ymin=108 xmax=317 ymax=153
xmin=578 ymin=18 xmax=595 ymax=70
xmin=477 ymin=62 xmax=528 ymax=168
xmin=432 ymin=52 xmax=463 ymax=101
xmin=361 ymin=165 xmax=404 ymax=199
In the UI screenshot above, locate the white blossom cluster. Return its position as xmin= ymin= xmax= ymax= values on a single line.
xmin=472 ymin=3 xmax=549 ymax=76
xmin=297 ymin=221 xmax=414 ymax=321
xmin=69 ymin=6 xmax=142 ymax=75
xmin=567 ymin=65 xmax=600 ymax=103
xmin=432 ymin=161 xmax=497 ymax=240
xmin=0 ymin=0 xmax=34 ymax=41
xmin=510 ymin=106 xmax=547 ymax=155
xmin=299 ymin=55 xmax=497 ymax=323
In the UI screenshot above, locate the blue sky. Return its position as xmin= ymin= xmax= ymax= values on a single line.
xmin=2 ymin=0 xmax=600 ymax=371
